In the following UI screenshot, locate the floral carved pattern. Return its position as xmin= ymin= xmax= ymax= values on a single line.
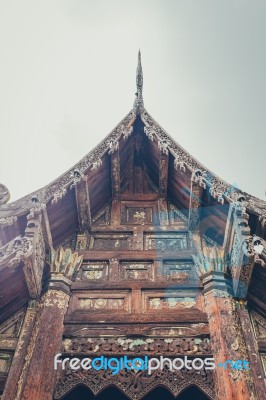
xmin=62 ymin=337 xmax=211 ymax=355
xmin=54 ymin=365 xmax=215 ymax=400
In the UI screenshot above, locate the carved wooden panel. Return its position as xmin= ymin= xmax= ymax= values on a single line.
xmin=76 ymin=262 xmax=108 ymax=281
xmin=54 ymin=363 xmax=215 ymax=400
xmin=145 ymin=324 xmax=208 ymax=337
xmin=120 ymin=262 xmax=153 ymax=281
xmin=71 ymin=291 xmax=131 ymax=313
xmin=144 ymin=233 xmax=188 ymax=251
xmin=121 ymin=202 xmax=158 ymax=225
xmin=158 ymin=262 xmax=196 ymax=283
xmin=64 ymin=323 xmax=209 ymax=338
xmin=143 ymin=291 xmax=196 ymax=312
xmin=89 ymin=234 xmax=132 ymax=250
xmin=79 ymin=298 xmax=125 ymax=311
xmin=123 ymin=207 xmax=152 ymax=224
xmin=62 ymin=336 xmax=211 ymax=355
xmin=66 ymin=326 xmax=127 ymax=337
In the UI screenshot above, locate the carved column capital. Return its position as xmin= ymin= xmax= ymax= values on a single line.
xmin=49 ymin=247 xmax=83 ymax=293
xmin=192 ymin=236 xmax=231 ymax=296
xmin=201 ymin=271 xmax=232 ymax=296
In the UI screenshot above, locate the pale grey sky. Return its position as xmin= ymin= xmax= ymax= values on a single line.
xmin=0 ymin=0 xmax=265 ymax=201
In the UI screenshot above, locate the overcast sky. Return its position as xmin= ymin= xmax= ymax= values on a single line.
xmin=0 ymin=0 xmax=265 ymax=202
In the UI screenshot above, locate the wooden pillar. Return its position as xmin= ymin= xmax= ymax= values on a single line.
xmin=2 ymin=301 xmax=39 ymax=400
xmin=3 ymin=247 xmax=83 ymax=400
xmin=237 ymin=307 xmax=265 ymax=399
xmin=202 ymin=272 xmax=254 ymax=400
xmin=18 ymin=288 xmax=70 ymax=400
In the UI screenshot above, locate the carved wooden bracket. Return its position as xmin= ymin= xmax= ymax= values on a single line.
xmin=223 ymin=201 xmax=255 ymax=298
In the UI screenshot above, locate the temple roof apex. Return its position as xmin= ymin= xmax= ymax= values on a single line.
xmin=133 ymin=50 xmax=144 ymax=114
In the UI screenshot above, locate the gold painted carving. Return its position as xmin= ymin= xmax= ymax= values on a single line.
xmin=43 ymin=291 xmax=69 ymax=310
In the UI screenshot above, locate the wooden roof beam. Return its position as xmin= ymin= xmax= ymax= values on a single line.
xmin=159 ymin=150 xmax=169 ymax=198
xmin=111 ymin=150 xmax=120 ymax=201
xmin=188 ymin=172 xmax=204 ymax=233
xmin=158 ymin=150 xmax=169 ymax=226
xmin=72 ymin=172 xmax=91 ymax=233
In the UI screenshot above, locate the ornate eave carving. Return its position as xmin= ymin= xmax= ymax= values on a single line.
xmin=246 ymin=195 xmax=266 ymax=229
xmin=0 ymin=202 xmax=48 ymax=298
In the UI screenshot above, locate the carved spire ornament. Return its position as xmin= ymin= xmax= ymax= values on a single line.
xmin=133 ymin=50 xmax=144 ymax=114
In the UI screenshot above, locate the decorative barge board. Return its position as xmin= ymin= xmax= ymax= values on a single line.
xmin=0 ymin=52 xmax=266 ymax=399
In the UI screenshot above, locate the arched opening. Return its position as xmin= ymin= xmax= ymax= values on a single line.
xmin=60 ymin=384 xmax=211 ymax=400
xmin=143 ymin=386 xmax=210 ymax=399
xmin=61 ymin=385 xmax=129 ymax=400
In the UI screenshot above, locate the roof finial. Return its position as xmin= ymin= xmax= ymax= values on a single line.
xmin=133 ymin=50 xmax=144 ymax=114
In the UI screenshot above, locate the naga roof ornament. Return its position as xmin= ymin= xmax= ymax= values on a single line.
xmin=0 ymin=184 xmax=10 ymax=205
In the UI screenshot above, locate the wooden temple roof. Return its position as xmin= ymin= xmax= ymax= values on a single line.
xmin=0 ymin=51 xmax=266 ymax=324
